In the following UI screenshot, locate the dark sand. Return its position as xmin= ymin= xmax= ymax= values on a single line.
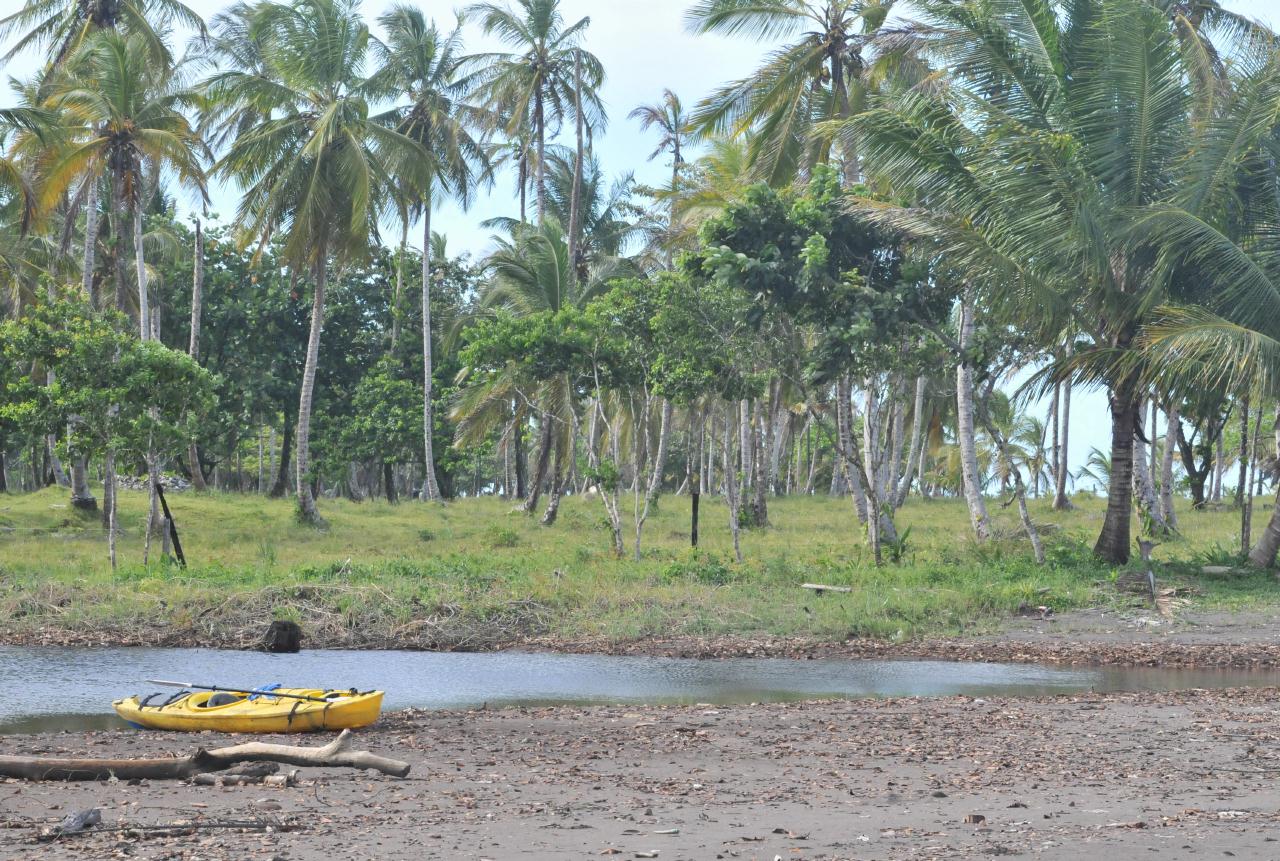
xmin=5 ymin=685 xmax=1280 ymax=860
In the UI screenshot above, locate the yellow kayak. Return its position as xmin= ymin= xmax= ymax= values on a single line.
xmin=113 ymin=687 xmax=384 ymax=733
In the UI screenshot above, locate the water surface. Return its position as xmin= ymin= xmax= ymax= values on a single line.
xmin=1 ymin=646 xmax=1275 ymax=733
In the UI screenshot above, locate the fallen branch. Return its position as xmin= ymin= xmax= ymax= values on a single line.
xmin=39 ymin=815 xmax=296 ymax=842
xmin=0 ymin=728 xmax=410 ymax=782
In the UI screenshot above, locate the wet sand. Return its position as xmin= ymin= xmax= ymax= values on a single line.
xmin=5 ymin=686 xmax=1280 ymax=860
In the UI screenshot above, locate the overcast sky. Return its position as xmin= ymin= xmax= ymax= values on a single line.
xmin=1 ymin=0 xmax=1273 ymax=479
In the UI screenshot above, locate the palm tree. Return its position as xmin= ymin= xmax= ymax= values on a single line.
xmin=684 ymin=0 xmax=896 ymax=186
xmin=373 ymin=5 xmax=490 ymax=502
xmin=40 ymin=31 xmax=206 ymax=341
xmin=846 ymin=0 xmax=1280 ymax=563
xmin=455 ymin=219 xmax=624 ymax=518
xmin=0 ymin=0 xmax=203 ymax=69
xmin=629 ymin=89 xmax=687 ymax=260
xmin=1129 ymin=309 xmax=1280 ymax=567
xmin=656 ymin=136 xmax=752 ymax=248
xmin=485 ymin=153 xmax=642 ymax=278
xmin=1075 ymin=448 xmax=1113 ymax=496
xmin=464 ymin=0 xmax=604 ymax=223
xmin=207 ymin=0 xmax=432 ymax=524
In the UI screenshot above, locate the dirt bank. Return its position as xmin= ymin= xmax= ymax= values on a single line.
xmin=11 ymin=607 xmax=1280 ymax=668
xmin=5 ymin=686 xmax=1280 ymax=860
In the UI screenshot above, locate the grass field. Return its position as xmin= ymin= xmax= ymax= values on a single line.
xmin=0 ymin=486 xmax=1274 ymax=648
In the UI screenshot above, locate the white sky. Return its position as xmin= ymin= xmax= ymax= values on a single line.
xmin=1 ymin=0 xmax=1273 ymax=479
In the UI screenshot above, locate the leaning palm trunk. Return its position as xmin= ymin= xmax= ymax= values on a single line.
xmin=956 ymin=298 xmax=992 ymax=540
xmin=523 ymin=416 xmax=554 ymax=514
xmin=895 ymin=375 xmax=927 ymax=507
xmin=295 ymin=255 xmax=328 ymax=525
xmin=540 ymin=432 xmax=567 ymax=526
xmin=634 ymin=398 xmax=672 ymax=559
xmin=420 ymin=206 xmax=442 ymax=501
xmin=836 ymin=377 xmax=869 ymax=521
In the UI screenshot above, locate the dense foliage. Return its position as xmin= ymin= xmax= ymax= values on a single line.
xmin=0 ymin=0 xmax=1277 ymax=570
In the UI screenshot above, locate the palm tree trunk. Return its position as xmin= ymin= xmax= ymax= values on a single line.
xmin=723 ymin=401 xmax=743 ymax=563
xmin=1053 ymin=345 xmax=1074 ymax=510
xmin=82 ymin=178 xmax=99 ymax=306
xmin=270 ymin=414 xmax=292 ymax=498
xmin=1159 ymin=401 xmax=1179 ymax=529
xmin=1243 ymin=404 xmax=1264 ymax=552
xmin=862 ymin=385 xmax=897 ymax=542
xmin=420 ymin=204 xmax=442 ymax=501
xmin=831 ymin=52 xmax=860 ymax=184
xmin=514 ymin=414 xmax=527 ymax=498
xmin=896 ymin=375 xmax=927 ymax=506
xmin=518 ymin=150 xmax=528 ymax=224
xmin=1236 ymin=397 xmax=1250 ymax=509
xmin=392 ymin=221 xmax=405 ymax=351
xmin=541 ymin=426 xmax=568 ymax=526
xmin=837 ymin=377 xmax=869 ymax=520
xmin=690 ymin=405 xmax=704 ymax=546
xmin=133 ymin=203 xmax=164 ymax=546
xmin=956 ymin=296 xmax=992 ymax=540
xmin=1094 ymin=371 xmax=1140 ymax=564
xmin=1050 ymin=381 xmax=1060 ymax=487
xmin=104 ymin=448 xmax=117 ymax=570
xmin=634 ymin=398 xmax=673 ymax=558
xmin=1131 ymin=407 xmax=1169 ymax=536
xmin=535 ymin=92 xmax=547 ymax=223
xmin=567 ymin=50 xmax=584 ymax=279
xmin=750 ymin=400 xmax=769 ymax=527
xmin=523 ymin=416 xmax=553 ymax=513
xmin=295 ymin=255 xmax=328 ymax=525
xmin=1249 ymin=495 xmax=1280 ymax=569
xmin=134 ymin=206 xmax=150 ymax=342
xmin=1149 ymin=400 xmax=1159 ymax=486
xmin=1212 ymin=433 xmax=1225 ymax=502
xmin=188 ymin=218 xmax=208 ymax=492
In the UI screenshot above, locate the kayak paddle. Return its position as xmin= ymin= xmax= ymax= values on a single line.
xmin=145 ymin=679 xmax=345 ymax=704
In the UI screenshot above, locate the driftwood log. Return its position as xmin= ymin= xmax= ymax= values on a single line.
xmin=799 ymin=582 xmax=853 ymax=594
xmin=0 ymin=729 xmax=410 ymax=782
